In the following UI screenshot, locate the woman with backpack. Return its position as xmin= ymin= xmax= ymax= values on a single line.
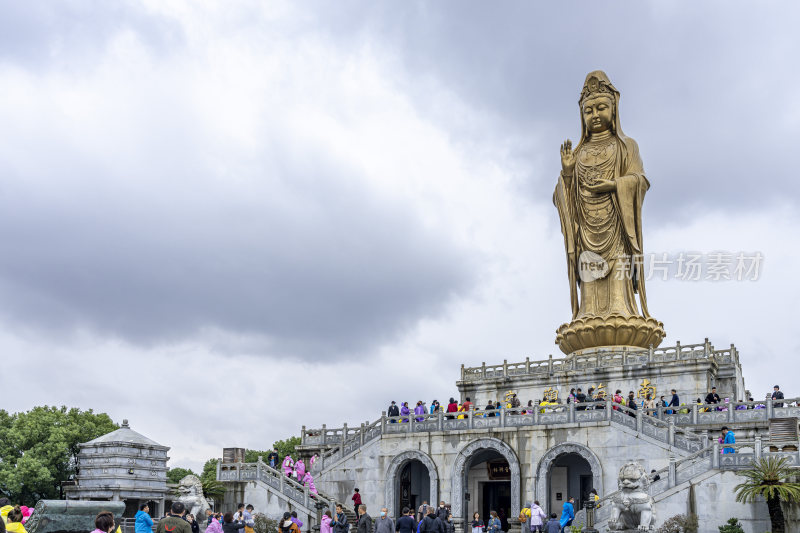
xmin=279 ymin=513 xmax=300 ymax=533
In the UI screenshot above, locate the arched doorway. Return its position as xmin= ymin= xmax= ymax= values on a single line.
xmin=452 ymin=439 xmax=520 ymax=529
xmin=385 ymin=451 xmax=439 ymax=519
xmin=534 ymin=443 xmax=602 ymax=516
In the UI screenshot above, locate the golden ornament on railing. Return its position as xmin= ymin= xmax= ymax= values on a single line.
xmin=591 ymin=383 xmax=607 ymax=399
xmin=543 ymin=387 xmax=559 ymax=402
xmin=638 ymin=379 xmax=657 ymax=399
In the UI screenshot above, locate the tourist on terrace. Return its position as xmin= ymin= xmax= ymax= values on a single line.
xmin=414 ymin=402 xmax=426 ymax=422
xmin=668 ymin=390 xmax=680 ymax=414
xmin=279 ymin=513 xmax=300 ymax=533
xmin=375 ymin=508 xmax=393 ymax=533
xmin=401 ymin=402 xmax=410 ymax=423
xmin=705 ymin=386 xmax=721 ymax=407
xmin=575 ymin=388 xmax=587 ymax=410
xmin=388 ymin=401 xmax=400 ymax=422
xmin=446 ymin=398 xmax=458 ymax=419
xmin=626 ymin=391 xmax=638 ymax=417
xmin=395 ymin=508 xmax=415 ymax=533
xmin=331 ymin=505 xmax=348 ymax=533
xmin=430 ymin=400 xmax=441 ymax=414
xmin=612 ymin=390 xmax=623 ymax=410
xmin=721 ymin=426 xmax=736 ymax=454
xmin=470 ymin=512 xmax=484 ymax=533
xmin=356 ymin=505 xmax=372 ymax=533
xmin=462 ymin=397 xmax=473 ymax=412
xmin=772 ymin=385 xmax=785 ymax=407
xmin=644 ymin=394 xmax=655 ymax=414
xmin=485 ymin=400 xmax=496 ymax=417
xmin=352 ymin=488 xmax=362 ymax=518
xmin=567 ymin=388 xmax=576 ymax=404
xmin=558 ymin=498 xmax=574 ymax=532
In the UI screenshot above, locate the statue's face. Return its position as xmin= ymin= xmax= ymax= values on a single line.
xmin=582 ymin=96 xmax=614 ymax=134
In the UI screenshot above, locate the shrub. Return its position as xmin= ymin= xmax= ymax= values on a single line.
xmin=656 ymin=514 xmax=699 ymax=533
xmin=253 ymin=513 xmax=279 ymax=533
xmin=717 ymin=518 xmax=745 ymax=533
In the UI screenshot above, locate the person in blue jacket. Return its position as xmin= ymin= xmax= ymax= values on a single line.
xmin=559 ymin=498 xmax=574 ymax=532
xmin=722 ymin=426 xmax=736 ymax=454
xmin=135 ymin=504 xmax=154 ymax=533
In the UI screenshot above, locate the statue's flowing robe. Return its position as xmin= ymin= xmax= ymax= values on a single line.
xmin=553 ymin=134 xmax=652 ymax=320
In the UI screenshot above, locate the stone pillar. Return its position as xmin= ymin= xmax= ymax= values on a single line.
xmin=568 ymin=401 xmax=575 ymax=423
xmin=766 ymin=395 xmax=774 ymax=419
xmin=381 ymin=412 xmax=387 ymax=433
xmin=668 ymin=457 xmax=676 ymax=488
xmin=712 ymin=443 xmax=720 ymax=468
xmin=755 ymin=435 xmax=763 ymax=460
xmin=321 ymin=424 xmax=327 ymax=445
xmin=342 ymin=423 xmax=348 ymax=446
xmin=691 ymin=403 xmax=698 ymax=425
xmin=668 ymin=418 xmax=676 ymax=447
xmin=302 ymin=426 xmax=306 ymax=444
xmin=605 ymin=400 xmax=612 ymax=421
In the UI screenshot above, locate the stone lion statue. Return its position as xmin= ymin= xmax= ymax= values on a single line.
xmin=177 ymin=474 xmax=210 ymax=517
xmin=608 ymin=462 xmax=655 ymax=531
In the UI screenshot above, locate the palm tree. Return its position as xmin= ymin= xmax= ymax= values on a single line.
xmin=734 ymin=456 xmax=800 ymax=533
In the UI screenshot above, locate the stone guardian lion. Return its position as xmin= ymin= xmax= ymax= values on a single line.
xmin=608 ymin=462 xmax=655 ymax=531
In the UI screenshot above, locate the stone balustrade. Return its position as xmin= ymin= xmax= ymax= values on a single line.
xmin=458 ymin=340 xmax=737 ymax=382
xmin=218 ymin=458 xmax=335 ymax=512
xmin=303 ymin=397 xmax=799 ymax=472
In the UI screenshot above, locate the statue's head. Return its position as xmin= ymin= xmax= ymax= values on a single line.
xmin=579 ymin=71 xmax=621 ymax=140
xmin=178 ymin=475 xmax=204 ymax=498
xmin=617 ymin=462 xmax=649 ymax=491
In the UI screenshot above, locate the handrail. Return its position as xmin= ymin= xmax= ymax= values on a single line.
xmin=456 ymin=340 xmax=741 ymax=382
xmin=218 ymin=459 xmax=336 ymax=512
xmin=307 ymin=400 xmax=728 ymax=472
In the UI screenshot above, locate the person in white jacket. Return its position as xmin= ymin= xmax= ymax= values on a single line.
xmin=528 ymin=501 xmax=547 ymax=533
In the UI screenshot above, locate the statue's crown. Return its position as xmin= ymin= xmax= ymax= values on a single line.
xmin=580 ymin=75 xmax=614 ymax=103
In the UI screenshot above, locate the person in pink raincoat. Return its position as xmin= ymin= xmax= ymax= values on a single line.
xmin=309 ymin=454 xmax=318 ymax=470
xmin=294 ymin=459 xmax=306 ymax=481
xmin=207 ymin=516 xmax=223 ymax=533
xmin=282 ymin=455 xmax=295 ymax=478
xmin=302 ymin=472 xmax=318 ymax=495
xmin=320 ymin=511 xmax=333 ymax=533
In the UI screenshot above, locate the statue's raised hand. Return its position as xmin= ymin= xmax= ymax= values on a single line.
xmin=561 ymin=139 xmax=576 ymax=175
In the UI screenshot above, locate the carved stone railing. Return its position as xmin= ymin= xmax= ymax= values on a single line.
xmin=580 ymin=439 xmax=800 ymax=527
xmin=308 ymin=400 xmax=717 ymax=472
xmin=458 ymin=339 xmax=738 ymax=382
xmin=218 ymin=459 xmax=335 ymax=513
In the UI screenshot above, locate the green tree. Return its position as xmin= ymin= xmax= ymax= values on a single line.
xmin=166 ymin=467 xmax=196 ymax=484
xmin=0 ymin=406 xmax=118 ymax=505
xmin=734 ymin=456 xmax=800 ymax=533
xmin=272 ymin=437 xmax=301 ymax=460
xmin=200 ymin=458 xmax=219 ymax=484
xmin=244 ymin=450 xmax=272 ymax=463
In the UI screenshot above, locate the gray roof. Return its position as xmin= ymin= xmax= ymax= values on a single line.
xmin=84 ymin=419 xmax=166 ymax=448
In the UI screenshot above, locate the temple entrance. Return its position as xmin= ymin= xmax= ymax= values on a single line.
xmin=398 ymin=460 xmax=431 ymax=517
xmin=466 ymin=451 xmax=511 ymax=529
xmin=548 ymin=453 xmax=593 ymax=513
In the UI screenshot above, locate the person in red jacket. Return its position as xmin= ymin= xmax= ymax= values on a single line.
xmin=352 ymin=488 xmax=362 ymax=517
xmin=446 ymin=398 xmax=459 ymax=419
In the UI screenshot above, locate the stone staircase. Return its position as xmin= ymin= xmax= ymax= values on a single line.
xmin=218 ymin=460 xmax=352 ymax=523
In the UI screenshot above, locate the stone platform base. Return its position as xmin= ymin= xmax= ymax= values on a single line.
xmin=555 ymin=314 xmax=665 ymax=354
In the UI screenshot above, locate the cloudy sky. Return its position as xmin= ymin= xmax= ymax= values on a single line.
xmin=2 ymin=1 xmax=799 ymax=472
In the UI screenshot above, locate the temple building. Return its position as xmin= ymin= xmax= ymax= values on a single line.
xmin=64 ymin=419 xmax=170 ymax=517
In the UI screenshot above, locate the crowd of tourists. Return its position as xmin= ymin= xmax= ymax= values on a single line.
xmin=384 ymin=385 xmax=792 ymax=421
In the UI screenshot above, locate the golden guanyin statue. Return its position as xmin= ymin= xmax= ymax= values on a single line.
xmin=554 ymin=71 xmax=665 ymax=354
